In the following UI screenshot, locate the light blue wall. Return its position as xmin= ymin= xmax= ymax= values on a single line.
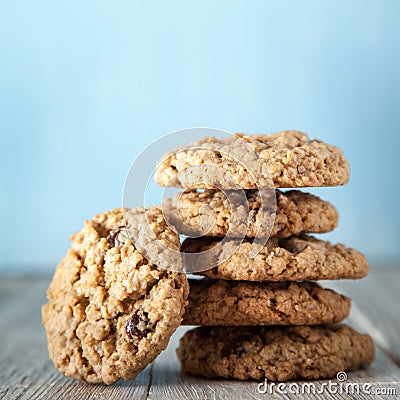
xmin=1 ymin=1 xmax=400 ymax=272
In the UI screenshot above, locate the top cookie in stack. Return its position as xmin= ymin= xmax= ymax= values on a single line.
xmin=155 ymin=130 xmax=373 ymax=382
xmin=155 ymin=130 xmax=350 ymax=189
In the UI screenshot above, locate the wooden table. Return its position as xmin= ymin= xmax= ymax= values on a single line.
xmin=1 ymin=269 xmax=399 ymax=399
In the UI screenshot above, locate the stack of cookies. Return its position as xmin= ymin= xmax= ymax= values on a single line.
xmin=42 ymin=130 xmax=374 ymax=386
xmin=155 ymin=130 xmax=374 ymax=381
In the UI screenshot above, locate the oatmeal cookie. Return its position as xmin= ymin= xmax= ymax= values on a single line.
xmin=177 ymin=325 xmax=374 ymax=381
xmin=165 ymin=189 xmax=338 ymax=237
xmin=182 ymin=235 xmax=369 ymax=281
xmin=155 ymin=131 xmax=350 ymax=189
xmin=183 ymin=280 xmax=350 ymax=326
xmin=42 ymin=207 xmax=189 ymax=384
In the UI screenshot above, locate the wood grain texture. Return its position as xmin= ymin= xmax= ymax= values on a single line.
xmin=0 ymin=270 xmax=399 ymax=400
xmin=328 ymin=268 xmax=400 ymax=365
xmin=0 ymin=277 xmax=151 ymax=400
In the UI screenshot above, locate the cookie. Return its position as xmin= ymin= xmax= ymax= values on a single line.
xmin=177 ymin=325 xmax=374 ymax=381
xmin=42 ymin=207 xmax=189 ymax=384
xmin=155 ymin=131 xmax=350 ymax=189
xmin=182 ymin=235 xmax=369 ymax=281
xmin=183 ymin=280 xmax=350 ymax=326
xmin=165 ymin=189 xmax=338 ymax=238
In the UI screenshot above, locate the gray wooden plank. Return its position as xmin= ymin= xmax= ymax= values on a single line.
xmin=326 ymin=268 xmax=400 ymax=365
xmin=0 ymin=277 xmax=151 ymax=400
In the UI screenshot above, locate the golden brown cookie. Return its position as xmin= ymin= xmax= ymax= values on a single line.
xmin=177 ymin=325 xmax=374 ymax=381
xmin=155 ymin=131 xmax=350 ymax=189
xmin=182 ymin=235 xmax=369 ymax=281
xmin=165 ymin=189 xmax=338 ymax=238
xmin=183 ymin=280 xmax=350 ymax=326
xmin=42 ymin=207 xmax=189 ymax=384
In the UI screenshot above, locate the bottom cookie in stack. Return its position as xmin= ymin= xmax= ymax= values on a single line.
xmin=177 ymin=325 xmax=374 ymax=381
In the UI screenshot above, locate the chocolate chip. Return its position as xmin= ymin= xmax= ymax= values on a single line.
xmin=279 ymin=238 xmax=308 ymax=253
xmin=125 ymin=310 xmax=153 ymax=340
xmin=248 ymin=209 xmax=258 ymax=223
xmin=221 ymin=344 xmax=236 ymax=357
xmin=221 ymin=334 xmax=254 ymax=357
xmin=222 ymin=344 xmax=245 ymax=357
xmin=107 ymin=226 xmax=128 ymax=248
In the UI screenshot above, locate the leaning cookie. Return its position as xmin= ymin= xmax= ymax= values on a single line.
xmin=155 ymin=131 xmax=350 ymax=189
xmin=42 ymin=207 xmax=189 ymax=385
xmin=183 ymin=280 xmax=350 ymax=326
xmin=182 ymin=235 xmax=369 ymax=281
xmin=165 ymin=189 xmax=338 ymax=238
xmin=177 ymin=325 xmax=374 ymax=381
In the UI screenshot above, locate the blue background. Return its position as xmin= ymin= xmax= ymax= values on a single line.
xmin=1 ymin=0 xmax=399 ymax=272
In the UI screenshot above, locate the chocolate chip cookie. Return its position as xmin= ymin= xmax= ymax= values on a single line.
xmin=177 ymin=325 xmax=374 ymax=381
xmin=183 ymin=280 xmax=350 ymax=326
xmin=42 ymin=207 xmax=189 ymax=384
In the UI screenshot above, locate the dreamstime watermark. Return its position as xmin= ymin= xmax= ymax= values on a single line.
xmin=257 ymin=372 xmax=398 ymax=396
